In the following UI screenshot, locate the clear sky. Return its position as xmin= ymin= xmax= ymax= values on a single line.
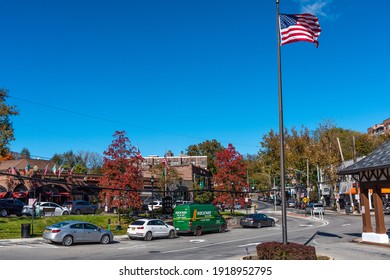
xmin=1 ymin=0 xmax=389 ymax=160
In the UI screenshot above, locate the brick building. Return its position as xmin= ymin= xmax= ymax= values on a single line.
xmin=367 ymin=118 xmax=390 ymax=135
xmin=0 ymin=154 xmax=212 ymax=205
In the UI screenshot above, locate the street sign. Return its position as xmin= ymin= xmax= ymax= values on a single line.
xmin=302 ymin=197 xmax=308 ymax=203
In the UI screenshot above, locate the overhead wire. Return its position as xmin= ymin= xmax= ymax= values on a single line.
xmin=9 ymin=95 xmax=259 ymax=152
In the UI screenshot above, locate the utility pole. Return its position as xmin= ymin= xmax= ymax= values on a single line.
xmin=352 ymin=136 xmax=360 ymax=213
xmin=306 ymin=159 xmax=310 ymax=201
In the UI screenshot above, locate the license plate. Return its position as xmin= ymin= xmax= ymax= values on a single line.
xmin=45 ymin=229 xmax=51 ymax=233
xmin=131 ymin=227 xmax=135 ymax=230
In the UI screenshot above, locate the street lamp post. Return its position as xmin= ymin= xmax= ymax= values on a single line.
xmin=179 ymin=177 xmax=183 ymax=201
xmin=231 ymin=182 xmax=235 ymax=215
xmin=31 ymin=165 xmax=39 ymax=236
xmin=151 ymin=176 xmax=155 ymax=219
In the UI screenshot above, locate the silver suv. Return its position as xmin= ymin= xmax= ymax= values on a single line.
xmin=305 ymin=203 xmax=325 ymax=215
xmin=62 ymin=200 xmax=97 ymax=215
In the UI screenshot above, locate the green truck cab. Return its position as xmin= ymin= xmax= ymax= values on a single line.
xmin=173 ymin=203 xmax=227 ymax=236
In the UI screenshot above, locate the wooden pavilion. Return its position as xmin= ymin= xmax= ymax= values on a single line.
xmin=338 ymin=139 xmax=390 ymax=243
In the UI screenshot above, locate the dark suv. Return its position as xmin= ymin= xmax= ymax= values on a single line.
xmin=0 ymin=198 xmax=25 ymax=217
xmin=62 ymin=200 xmax=97 ymax=215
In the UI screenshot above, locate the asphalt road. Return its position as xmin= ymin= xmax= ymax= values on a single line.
xmin=1 ymin=203 xmax=390 ymax=260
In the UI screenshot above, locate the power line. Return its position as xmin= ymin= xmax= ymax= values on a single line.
xmin=9 ymin=95 xmax=259 ymax=150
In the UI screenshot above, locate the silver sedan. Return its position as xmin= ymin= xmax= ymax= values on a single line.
xmin=42 ymin=220 xmax=113 ymax=246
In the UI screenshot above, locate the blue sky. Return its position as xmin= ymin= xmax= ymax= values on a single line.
xmin=1 ymin=0 xmax=389 ymax=160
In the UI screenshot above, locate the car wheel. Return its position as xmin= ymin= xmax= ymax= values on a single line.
xmin=168 ymin=230 xmax=175 ymax=239
xmin=0 ymin=209 xmax=8 ymax=217
xmin=62 ymin=211 xmax=69 ymax=216
xmin=257 ymin=222 xmax=262 ymax=228
xmin=62 ymin=235 xmax=73 ymax=246
xmin=100 ymin=234 xmax=111 ymax=244
xmin=271 ymin=220 xmax=275 ymax=227
xmin=144 ymin=231 xmax=153 ymax=241
xmin=75 ymin=209 xmax=81 ymax=215
xmin=219 ymin=224 xmax=227 ymax=233
xmin=194 ymin=226 xmax=202 ymax=236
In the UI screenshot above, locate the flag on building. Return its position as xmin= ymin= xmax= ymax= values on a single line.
xmin=11 ymin=167 xmax=17 ymax=175
xmin=162 ymin=157 xmax=169 ymax=169
xmin=58 ymin=165 xmax=63 ymax=176
xmin=136 ymin=148 xmax=143 ymax=161
xmin=279 ymin=13 xmax=321 ymax=47
xmin=52 ymin=164 xmax=57 ymax=173
xmin=25 ymin=164 xmax=30 ymax=172
xmin=43 ymin=164 xmax=49 ymax=176
xmin=69 ymin=166 xmax=74 ymax=175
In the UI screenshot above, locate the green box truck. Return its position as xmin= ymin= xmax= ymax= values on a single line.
xmin=173 ymin=204 xmax=227 ymax=236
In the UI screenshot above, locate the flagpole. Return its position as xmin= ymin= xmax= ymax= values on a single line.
xmin=276 ymin=0 xmax=287 ymax=245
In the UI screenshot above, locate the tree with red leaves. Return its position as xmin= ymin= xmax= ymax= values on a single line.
xmin=99 ymin=131 xmax=144 ymax=221
xmin=213 ymin=144 xmax=249 ymax=214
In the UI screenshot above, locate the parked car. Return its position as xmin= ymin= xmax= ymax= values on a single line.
xmin=0 ymin=198 xmax=25 ymax=217
xmin=62 ymin=200 xmax=97 ymax=215
xmin=43 ymin=220 xmax=113 ymax=246
xmin=234 ymin=203 xmax=243 ymax=210
xmin=239 ymin=213 xmax=275 ymax=228
xmin=22 ymin=202 xmax=70 ymax=216
xmin=305 ymin=203 xmax=325 ymax=214
xmin=173 ymin=200 xmax=192 ymax=208
xmin=287 ymin=200 xmax=295 ymax=208
xmin=127 ymin=218 xmax=176 ymax=241
xmin=148 ymin=201 xmax=162 ymax=211
xmin=384 ymin=203 xmax=390 ymax=214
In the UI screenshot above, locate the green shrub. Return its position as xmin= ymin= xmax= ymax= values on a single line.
xmin=256 ymin=241 xmax=317 ymax=260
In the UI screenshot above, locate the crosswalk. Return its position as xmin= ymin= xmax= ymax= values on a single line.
xmin=0 ymin=240 xmax=62 ymax=248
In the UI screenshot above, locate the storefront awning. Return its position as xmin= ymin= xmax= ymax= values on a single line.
xmin=12 ymin=191 xmax=28 ymax=198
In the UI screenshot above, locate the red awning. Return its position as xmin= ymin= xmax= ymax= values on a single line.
xmin=12 ymin=192 xmax=28 ymax=198
xmin=43 ymin=192 xmax=61 ymax=197
xmin=59 ymin=192 xmax=71 ymax=197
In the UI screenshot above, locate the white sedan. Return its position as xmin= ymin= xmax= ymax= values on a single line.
xmin=22 ymin=202 xmax=70 ymax=216
xmin=127 ymin=218 xmax=176 ymax=241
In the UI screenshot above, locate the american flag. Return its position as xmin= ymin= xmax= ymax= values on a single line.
xmin=43 ymin=164 xmax=49 ymax=176
xmin=279 ymin=13 xmax=321 ymax=47
xmin=161 ymin=157 xmax=169 ymax=169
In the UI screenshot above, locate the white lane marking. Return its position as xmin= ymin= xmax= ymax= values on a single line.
xmin=190 ymin=239 xmax=205 ymax=243
xmin=237 ymin=243 xmax=260 ymax=248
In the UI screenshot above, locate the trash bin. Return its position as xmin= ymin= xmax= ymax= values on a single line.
xmin=345 ymin=206 xmax=353 ymax=214
xmin=21 ymin=223 xmax=31 ymax=238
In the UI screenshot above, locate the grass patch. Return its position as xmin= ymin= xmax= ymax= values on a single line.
xmin=0 ymin=214 xmax=132 ymax=239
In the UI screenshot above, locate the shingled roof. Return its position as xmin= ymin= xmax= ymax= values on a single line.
xmin=338 ymin=139 xmax=390 ymax=175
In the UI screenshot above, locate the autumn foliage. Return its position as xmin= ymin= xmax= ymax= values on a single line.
xmin=213 ymin=144 xmax=249 ymax=212
xmin=99 ymin=131 xmax=144 ymax=212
